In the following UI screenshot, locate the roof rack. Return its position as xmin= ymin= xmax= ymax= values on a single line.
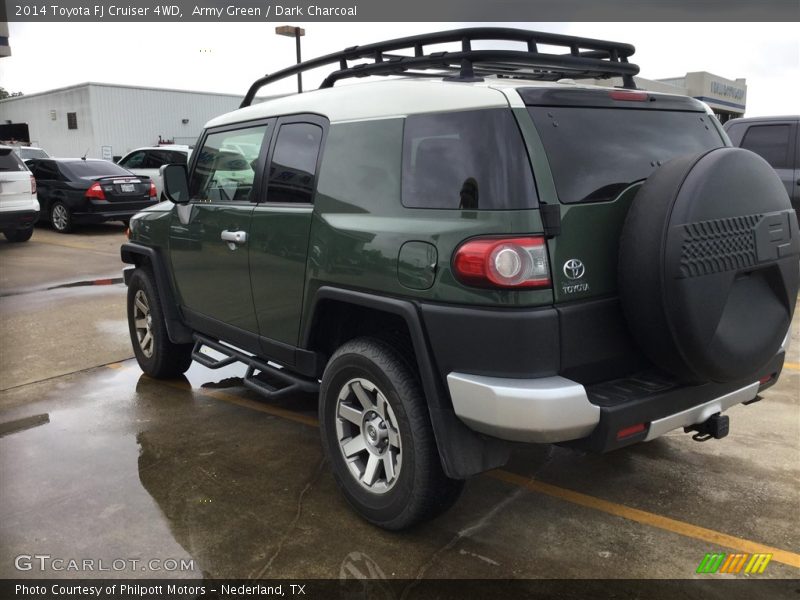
xmin=241 ymin=27 xmax=639 ymax=107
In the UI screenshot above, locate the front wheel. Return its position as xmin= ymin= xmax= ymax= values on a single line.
xmin=319 ymin=337 xmax=463 ymax=530
xmin=126 ymin=268 xmax=193 ymax=378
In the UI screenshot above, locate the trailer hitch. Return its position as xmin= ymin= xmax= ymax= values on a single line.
xmin=685 ymin=413 xmax=729 ymax=442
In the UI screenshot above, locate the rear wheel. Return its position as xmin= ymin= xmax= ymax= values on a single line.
xmin=50 ymin=201 xmax=73 ymax=233
xmin=319 ymin=337 xmax=463 ymax=530
xmin=4 ymin=227 xmax=33 ymax=242
xmin=127 ymin=268 xmax=193 ymax=378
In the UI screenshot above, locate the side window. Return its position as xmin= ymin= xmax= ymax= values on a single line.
xmin=189 ymin=125 xmax=269 ymax=203
xmin=120 ymin=151 xmax=145 ymax=169
xmin=266 ymin=122 xmax=323 ymax=204
xmin=168 ymin=151 xmax=188 ymax=165
xmin=741 ymin=124 xmax=791 ymax=169
xmin=36 ymin=161 xmax=61 ymax=180
xmin=144 ymin=150 xmax=171 ymax=169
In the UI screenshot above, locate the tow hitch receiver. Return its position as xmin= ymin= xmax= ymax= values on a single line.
xmin=685 ymin=413 xmax=729 ymax=442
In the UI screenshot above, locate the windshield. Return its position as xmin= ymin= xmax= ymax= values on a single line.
xmin=20 ymin=148 xmax=49 ymax=160
xmin=61 ymin=160 xmax=133 ymax=179
xmin=528 ymin=107 xmax=725 ymax=204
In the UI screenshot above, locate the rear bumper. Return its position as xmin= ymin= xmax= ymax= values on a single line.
xmin=0 ymin=208 xmax=40 ymax=230
xmin=447 ymin=350 xmax=785 ymax=452
xmin=73 ymin=200 xmax=157 ymax=224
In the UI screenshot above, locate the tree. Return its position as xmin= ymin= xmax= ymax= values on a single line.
xmin=0 ymin=87 xmax=24 ymax=99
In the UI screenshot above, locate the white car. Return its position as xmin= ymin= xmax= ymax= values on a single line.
xmin=0 ymin=145 xmax=39 ymax=242
xmin=117 ymin=146 xmax=192 ymax=198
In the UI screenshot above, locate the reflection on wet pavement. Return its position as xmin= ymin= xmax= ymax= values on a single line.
xmin=1 ymin=359 xmax=798 ymax=580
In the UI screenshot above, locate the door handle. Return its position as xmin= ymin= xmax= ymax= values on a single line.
xmin=221 ymin=230 xmax=247 ymax=245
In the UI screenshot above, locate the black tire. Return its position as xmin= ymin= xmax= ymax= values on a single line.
xmin=619 ymin=147 xmax=799 ymax=383
xmin=50 ymin=201 xmax=73 ymax=233
xmin=127 ymin=268 xmax=193 ymax=378
xmin=4 ymin=228 xmax=33 ymax=242
xmin=319 ymin=337 xmax=463 ymax=530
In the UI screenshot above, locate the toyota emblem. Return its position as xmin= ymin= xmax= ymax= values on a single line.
xmin=563 ymin=259 xmax=585 ymax=280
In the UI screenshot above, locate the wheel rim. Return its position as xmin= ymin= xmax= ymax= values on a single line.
xmin=52 ymin=204 xmax=68 ymax=230
xmin=335 ymin=378 xmax=402 ymax=494
xmin=133 ymin=290 xmax=154 ymax=358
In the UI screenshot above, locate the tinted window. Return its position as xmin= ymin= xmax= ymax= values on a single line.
xmin=32 ymin=160 xmax=61 ymax=180
xmin=67 ymin=112 xmax=78 ymax=130
xmin=402 ymin=109 xmax=537 ymax=210
xmin=189 ymin=126 xmax=268 ymax=203
xmin=167 ymin=150 xmax=188 ymax=165
xmin=119 ymin=151 xmax=146 ymax=169
xmin=144 ymin=150 xmax=185 ymax=168
xmin=61 ymin=161 xmax=133 ymax=179
xmin=741 ymin=125 xmax=791 ymax=169
xmin=266 ymin=123 xmax=323 ymax=204
xmin=529 ymin=108 xmax=724 ymax=204
xmin=0 ymin=148 xmax=27 ymax=172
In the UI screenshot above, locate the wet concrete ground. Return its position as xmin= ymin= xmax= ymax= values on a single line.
xmin=0 ymin=226 xmax=798 ymax=583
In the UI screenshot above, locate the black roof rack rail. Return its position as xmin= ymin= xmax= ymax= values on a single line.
xmin=240 ymin=27 xmax=639 ymax=107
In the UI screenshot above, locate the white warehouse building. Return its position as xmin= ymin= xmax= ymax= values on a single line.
xmin=0 ymin=82 xmax=257 ymax=160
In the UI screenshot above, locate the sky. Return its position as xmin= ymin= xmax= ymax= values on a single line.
xmin=1 ymin=22 xmax=798 ymax=117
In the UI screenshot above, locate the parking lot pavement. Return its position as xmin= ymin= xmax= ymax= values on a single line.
xmin=0 ymin=225 xmax=798 ymax=585
xmin=0 ymin=225 xmax=131 ymax=391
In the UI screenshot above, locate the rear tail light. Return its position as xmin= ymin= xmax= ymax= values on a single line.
xmin=85 ymin=182 xmax=106 ymax=200
xmin=149 ymin=181 xmax=157 ymax=198
xmin=453 ymin=236 xmax=550 ymax=289
xmin=30 ymin=175 xmax=36 ymax=194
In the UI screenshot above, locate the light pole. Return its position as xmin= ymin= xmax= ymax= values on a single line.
xmin=275 ymin=26 xmax=305 ymax=93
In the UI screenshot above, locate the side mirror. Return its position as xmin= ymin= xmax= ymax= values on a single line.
xmin=161 ymin=164 xmax=190 ymax=204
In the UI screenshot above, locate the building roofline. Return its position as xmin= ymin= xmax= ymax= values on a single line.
xmin=0 ymin=81 xmax=253 ymax=103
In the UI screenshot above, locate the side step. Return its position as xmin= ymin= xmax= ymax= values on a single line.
xmin=191 ymin=334 xmax=319 ymax=401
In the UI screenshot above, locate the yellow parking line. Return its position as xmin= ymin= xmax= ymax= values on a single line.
xmin=486 ymin=469 xmax=800 ymax=569
xmin=35 ymin=239 xmax=103 ymax=252
xmin=112 ymin=363 xmax=800 ymax=569
xmin=783 ymin=362 xmax=800 ymax=371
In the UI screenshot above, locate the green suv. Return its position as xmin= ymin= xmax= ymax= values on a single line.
xmin=122 ymin=29 xmax=799 ymax=530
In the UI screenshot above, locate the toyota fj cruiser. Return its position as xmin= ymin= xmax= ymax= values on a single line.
xmin=122 ymin=29 xmax=799 ymax=530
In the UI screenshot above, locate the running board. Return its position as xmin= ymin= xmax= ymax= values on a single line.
xmin=191 ymin=335 xmax=319 ymax=401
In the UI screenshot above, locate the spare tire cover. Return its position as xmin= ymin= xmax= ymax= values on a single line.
xmin=619 ymin=147 xmax=799 ymax=383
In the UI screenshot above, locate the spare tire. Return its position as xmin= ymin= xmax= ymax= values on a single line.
xmin=619 ymin=147 xmax=799 ymax=384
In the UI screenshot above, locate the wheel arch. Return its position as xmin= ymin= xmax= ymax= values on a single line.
xmin=121 ymin=242 xmax=194 ymax=344
xmin=301 ymin=286 xmax=513 ymax=479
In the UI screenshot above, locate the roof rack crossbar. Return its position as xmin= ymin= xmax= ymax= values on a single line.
xmin=240 ymin=27 xmax=639 ymax=107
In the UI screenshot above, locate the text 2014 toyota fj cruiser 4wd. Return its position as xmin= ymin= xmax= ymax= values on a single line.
xmin=122 ymin=29 xmax=800 ymax=530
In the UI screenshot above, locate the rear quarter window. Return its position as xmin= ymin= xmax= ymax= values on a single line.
xmin=0 ymin=149 xmax=28 ymax=172
xmin=402 ymin=108 xmax=538 ymax=210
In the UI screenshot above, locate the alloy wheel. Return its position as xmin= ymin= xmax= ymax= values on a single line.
xmin=132 ymin=290 xmax=154 ymax=358
xmin=335 ymin=377 xmax=402 ymax=494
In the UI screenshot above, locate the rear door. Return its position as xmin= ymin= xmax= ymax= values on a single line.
xmin=249 ymin=115 xmax=326 ymax=361
xmin=169 ymin=120 xmax=274 ymax=347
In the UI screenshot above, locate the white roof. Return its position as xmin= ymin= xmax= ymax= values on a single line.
xmin=205 ymin=78 xmax=600 ymax=128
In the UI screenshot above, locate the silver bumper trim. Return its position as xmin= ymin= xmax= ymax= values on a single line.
xmin=446 ymin=373 xmax=598 ymax=443
xmin=643 ymin=382 xmax=760 ymax=441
